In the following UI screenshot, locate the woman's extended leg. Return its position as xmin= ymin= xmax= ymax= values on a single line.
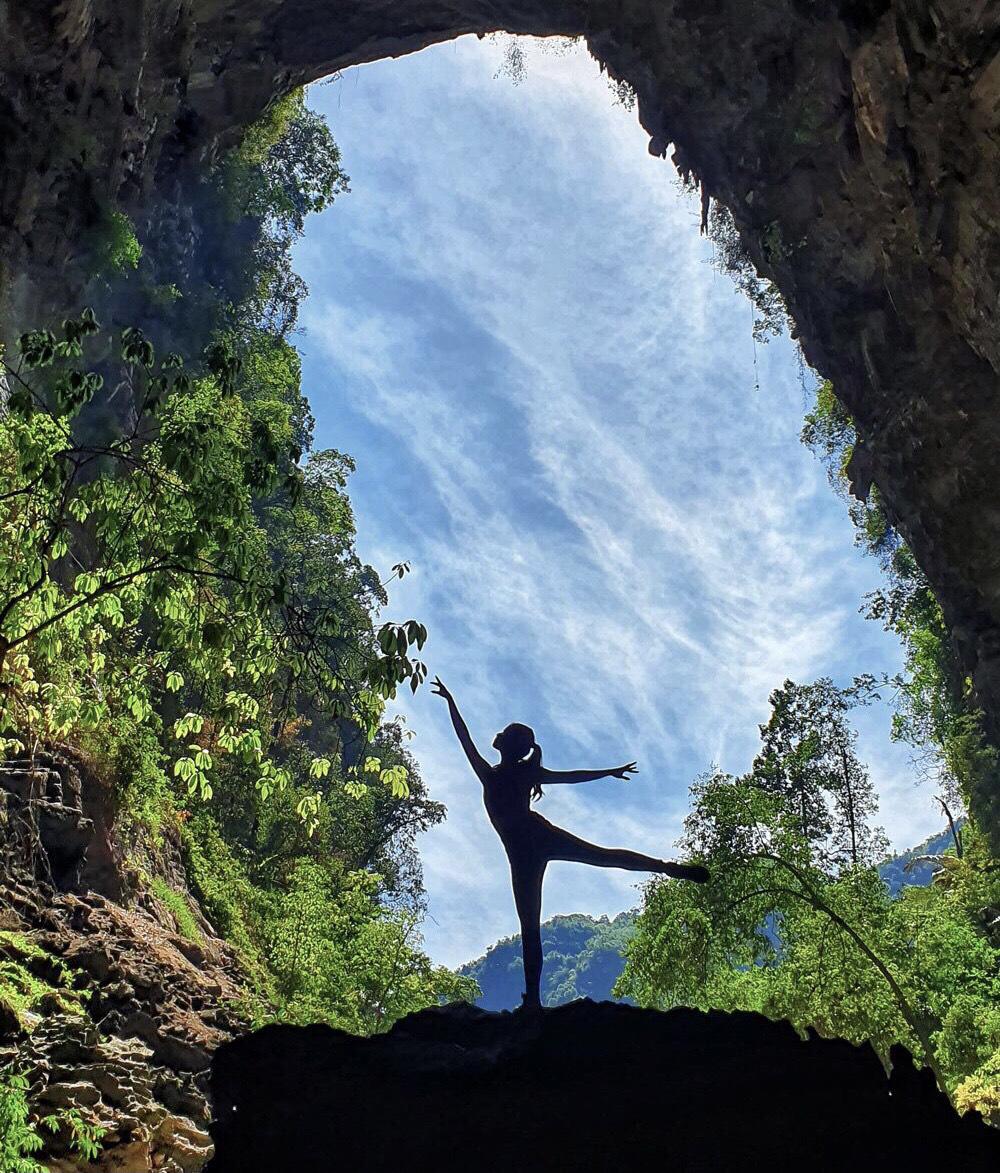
xmin=544 ymin=822 xmax=708 ymax=882
xmin=509 ymin=855 xmax=546 ymax=1008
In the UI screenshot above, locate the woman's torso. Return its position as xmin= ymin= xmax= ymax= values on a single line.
xmin=482 ymin=764 xmax=537 ymax=840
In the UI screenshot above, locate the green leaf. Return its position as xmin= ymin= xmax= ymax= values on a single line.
xmin=174 ymin=757 xmax=196 ymax=782
xmin=74 ymin=571 xmax=100 ymax=595
xmin=173 ymin=713 xmax=205 ymax=739
xmin=68 ymin=497 xmax=90 ymax=523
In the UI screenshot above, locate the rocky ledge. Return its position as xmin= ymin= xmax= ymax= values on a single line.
xmin=0 ymin=749 xmax=248 ymax=1171
xmin=207 ymin=1000 xmax=1000 ymax=1172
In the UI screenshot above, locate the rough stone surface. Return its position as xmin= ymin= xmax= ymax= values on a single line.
xmin=3 ymin=3 xmax=1000 ymax=821
xmin=0 ymin=749 xmax=248 ymax=1172
xmin=206 ymin=999 xmax=1000 ymax=1172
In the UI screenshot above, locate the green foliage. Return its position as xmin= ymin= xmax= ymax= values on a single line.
xmin=214 ymin=89 xmax=350 ymax=337
xmin=84 ymin=716 xmax=172 ymax=831
xmin=179 ymin=712 xmax=451 ymax=1025
xmin=619 ymin=694 xmax=1000 ymax=1111
xmin=753 ymin=678 xmax=888 ymax=870
xmin=181 ymin=815 xmax=262 ymax=949
xmin=150 ymin=877 xmax=202 ymax=943
xmin=0 ymin=939 xmax=104 ymax=1168
xmin=226 ymin=91 xmax=349 ymax=231
xmin=39 ymin=1106 xmax=106 ymax=1163
xmin=259 ymin=861 xmax=478 ymax=1033
xmin=0 ymin=89 xmax=458 ymax=1072
xmin=0 ymin=1070 xmax=45 ymax=1173
xmin=182 ymin=804 xmax=477 ymax=1035
xmin=0 ymin=931 xmax=89 ymax=1027
xmin=705 ymin=201 xmax=790 ymax=342
xmin=0 ymin=310 xmax=427 ymax=830
xmin=91 ymin=210 xmax=142 ymax=273
xmin=174 ymin=708 xmax=459 ymax=1032
xmin=800 ymin=380 xmax=854 ymax=482
xmin=0 ymin=1068 xmax=105 ymax=1172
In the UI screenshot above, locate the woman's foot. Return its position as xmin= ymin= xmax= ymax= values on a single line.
xmin=660 ymin=860 xmax=709 ymax=883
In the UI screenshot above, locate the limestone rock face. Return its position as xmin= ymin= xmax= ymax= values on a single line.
xmin=3 ymin=3 xmax=1000 ymax=824
xmin=0 ymin=750 xmax=247 ymax=1172
xmin=206 ymin=1000 xmax=1000 ymax=1172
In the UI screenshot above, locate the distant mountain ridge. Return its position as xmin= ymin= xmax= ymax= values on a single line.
xmin=458 ymin=825 xmax=959 ymax=1010
xmin=877 ymin=825 xmax=959 ymax=894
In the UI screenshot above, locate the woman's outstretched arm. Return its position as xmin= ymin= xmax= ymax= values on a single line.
xmin=542 ymin=762 xmax=637 ymax=785
xmin=431 ymin=677 xmax=491 ymax=782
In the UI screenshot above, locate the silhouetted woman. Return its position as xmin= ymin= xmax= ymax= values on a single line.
xmin=432 ymin=678 xmax=709 ymax=1009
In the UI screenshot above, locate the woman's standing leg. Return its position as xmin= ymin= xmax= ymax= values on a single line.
xmin=509 ymin=855 xmax=546 ymax=1008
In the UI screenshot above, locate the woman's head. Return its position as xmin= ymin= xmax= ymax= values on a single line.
xmin=492 ymin=722 xmax=538 ymax=763
xmin=493 ymin=723 xmax=544 ymax=799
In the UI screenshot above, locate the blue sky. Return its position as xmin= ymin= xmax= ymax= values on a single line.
xmin=294 ymin=35 xmax=944 ymax=968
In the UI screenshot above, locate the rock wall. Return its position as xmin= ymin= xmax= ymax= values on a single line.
xmin=205 ymin=1000 xmax=1000 ymax=1171
xmin=0 ymin=750 xmax=248 ymax=1171
xmin=3 ymin=1 xmax=1000 ymax=817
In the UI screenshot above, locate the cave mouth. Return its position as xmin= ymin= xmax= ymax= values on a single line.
xmin=4 ymin=8 xmax=1000 ymax=1169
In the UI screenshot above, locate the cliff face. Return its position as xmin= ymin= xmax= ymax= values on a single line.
xmin=0 ymin=750 xmax=247 ymax=1171
xmin=206 ymin=1000 xmax=1000 ymax=1172
xmin=3 ymin=1 xmax=1000 ymax=824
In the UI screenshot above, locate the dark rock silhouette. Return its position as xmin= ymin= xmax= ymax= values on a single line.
xmin=206 ymin=1001 xmax=999 ymax=1172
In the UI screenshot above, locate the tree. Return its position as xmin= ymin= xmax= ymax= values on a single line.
xmin=618 ymin=761 xmax=1000 ymax=1109
xmin=752 ymin=678 xmax=886 ymax=870
xmin=754 ymin=682 xmax=835 ymax=858
xmin=262 ymin=862 xmax=478 ymax=1033
xmin=0 ymin=313 xmax=427 ymax=828
xmin=618 ymin=770 xmax=939 ymax=1078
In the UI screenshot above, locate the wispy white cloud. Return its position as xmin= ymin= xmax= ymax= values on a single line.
xmin=295 ymin=35 xmax=942 ymax=967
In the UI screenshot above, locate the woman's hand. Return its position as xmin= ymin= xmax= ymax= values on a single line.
xmin=611 ymin=761 xmax=638 ymax=780
xmin=431 ymin=676 xmax=452 ymax=701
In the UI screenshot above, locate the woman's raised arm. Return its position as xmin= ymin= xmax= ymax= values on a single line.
xmin=541 ymin=762 xmax=637 ymax=785
xmin=431 ymin=677 xmax=491 ymax=782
